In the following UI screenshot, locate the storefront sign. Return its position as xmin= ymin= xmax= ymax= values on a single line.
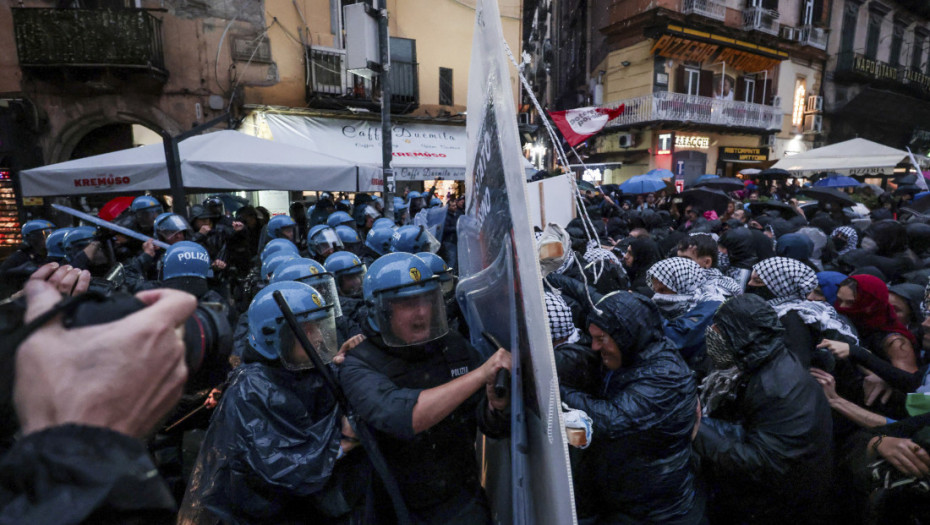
xmin=719 ymin=146 xmax=769 ymax=162
xmin=657 ymin=133 xmax=674 ymax=155
xmin=675 ymin=135 xmax=709 ymax=149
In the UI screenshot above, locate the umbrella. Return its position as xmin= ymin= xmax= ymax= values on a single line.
xmin=739 ymin=168 xmax=761 ymax=176
xmin=893 ymin=184 xmax=922 ymax=196
xmin=747 ymin=200 xmax=799 ymax=219
xmin=799 ymin=187 xmax=857 ymax=207
xmin=695 ymin=177 xmax=745 ymax=192
xmin=98 ymin=196 xmax=135 ymax=222
xmin=679 ymin=187 xmax=731 ymax=215
xmin=894 ymin=173 xmax=918 ymax=185
xmin=619 ymin=175 xmax=667 ymax=194
xmin=901 ymin=194 xmax=930 ymax=216
xmin=576 ymin=179 xmax=597 ymax=192
xmin=858 ymin=183 xmax=885 ymax=195
xmin=644 ymin=168 xmax=674 ymax=180
xmin=915 ymin=191 xmax=930 ymax=201
xmin=695 ymin=174 xmax=718 ymax=183
xmin=813 ymin=174 xmax=860 ymax=188
xmin=757 ymin=168 xmax=792 ymax=180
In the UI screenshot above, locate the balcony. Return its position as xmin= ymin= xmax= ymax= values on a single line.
xmin=12 ymin=8 xmax=166 ymax=78
xmin=306 ymin=46 xmax=419 ymax=113
xmin=681 ymin=0 xmax=726 ymax=22
xmin=798 ymin=25 xmax=827 ymax=50
xmin=601 ymin=91 xmax=782 ymax=131
xmin=743 ymin=7 xmax=780 ymax=36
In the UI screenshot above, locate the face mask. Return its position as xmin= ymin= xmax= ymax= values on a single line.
xmin=705 ymin=325 xmax=737 ymax=369
xmin=746 ymin=284 xmax=778 ymax=301
xmin=651 ymin=294 xmax=692 ymax=320
xmin=717 ymin=251 xmax=731 ymax=272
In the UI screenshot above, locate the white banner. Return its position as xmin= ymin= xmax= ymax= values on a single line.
xmin=263 ymin=113 xmax=467 ymax=189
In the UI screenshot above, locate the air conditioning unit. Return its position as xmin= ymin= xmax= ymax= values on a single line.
xmin=803 ymin=114 xmax=823 ymax=134
xmin=780 ymin=26 xmax=797 ymax=41
xmin=763 ymin=134 xmax=776 ymax=147
xmin=805 ymin=95 xmax=823 ymax=113
xmin=618 ymin=132 xmax=635 ymax=148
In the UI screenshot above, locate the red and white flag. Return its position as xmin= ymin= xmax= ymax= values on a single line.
xmin=548 ymin=105 xmax=624 ymax=147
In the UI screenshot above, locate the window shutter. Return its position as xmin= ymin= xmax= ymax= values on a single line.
xmin=699 ymin=70 xmax=714 ymax=97
xmin=676 ymin=66 xmax=686 ymax=94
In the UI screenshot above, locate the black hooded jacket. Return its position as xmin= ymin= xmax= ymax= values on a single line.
xmin=719 ymin=227 xmax=761 ymax=269
xmin=560 ymin=293 xmax=701 ymax=524
xmin=694 ymin=295 xmax=834 ymax=524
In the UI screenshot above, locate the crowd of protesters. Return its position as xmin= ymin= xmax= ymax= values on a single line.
xmin=1 ymin=174 xmax=930 ymax=524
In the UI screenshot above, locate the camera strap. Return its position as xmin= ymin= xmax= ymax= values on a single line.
xmin=11 ymin=291 xmax=110 ymax=351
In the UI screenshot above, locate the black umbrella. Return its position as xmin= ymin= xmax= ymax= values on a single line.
xmin=902 ymin=194 xmax=930 ymax=216
xmin=894 ymin=173 xmax=918 ymax=185
xmin=694 ymin=177 xmax=745 ymax=192
xmin=680 ymin=187 xmax=732 ymax=215
xmin=747 ymin=200 xmax=799 ymax=219
xmin=757 ymin=168 xmax=792 ymax=180
xmin=893 ymin=184 xmax=922 ymax=196
xmin=799 ymin=187 xmax=856 ymax=207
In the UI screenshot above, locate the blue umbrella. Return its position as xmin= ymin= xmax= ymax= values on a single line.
xmin=619 ymin=175 xmax=667 ymax=194
xmin=813 ymin=174 xmax=860 ymax=188
xmin=915 ymin=191 xmax=930 ymax=201
xmin=645 ymin=168 xmax=674 ymax=180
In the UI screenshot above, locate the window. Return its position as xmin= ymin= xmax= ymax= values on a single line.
xmin=865 ymin=13 xmax=882 ymax=60
xmin=685 ymin=68 xmax=700 ymax=96
xmin=802 ymin=0 xmax=815 ymax=25
xmin=890 ymin=23 xmax=904 ymax=66
xmin=439 ymin=67 xmax=453 ymax=106
xmin=913 ymin=34 xmax=925 ymax=70
xmin=840 ymin=3 xmax=859 ymax=53
xmin=792 ymin=79 xmax=806 ymax=129
xmin=743 ymin=76 xmax=756 ymax=103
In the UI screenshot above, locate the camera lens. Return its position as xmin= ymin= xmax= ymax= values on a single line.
xmin=181 ymin=304 xmax=233 ymax=391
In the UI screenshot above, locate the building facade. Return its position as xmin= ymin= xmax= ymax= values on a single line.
xmin=823 ymin=0 xmax=930 ymax=155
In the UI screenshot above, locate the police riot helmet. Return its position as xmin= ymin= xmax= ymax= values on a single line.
xmin=325 ymin=251 xmax=367 ymax=298
xmin=261 ymin=253 xmax=298 ymax=282
xmin=335 ymin=225 xmax=363 ymax=254
xmin=416 ymin=252 xmax=454 ymax=296
xmin=22 ymin=220 xmax=56 ymax=252
xmin=155 ymin=213 xmax=193 ymax=244
xmin=247 ymin=281 xmax=338 ymax=369
xmin=261 ymin=238 xmax=299 ymax=262
xmin=361 ymin=205 xmax=381 ymax=226
xmin=267 ymin=214 xmax=297 ymax=241
xmin=161 ymin=241 xmax=213 ymax=297
xmin=365 ymin=227 xmax=394 ymax=256
xmin=131 ymin=196 xmax=163 ymax=228
xmin=45 ymin=227 xmax=73 ymax=259
xmin=406 ymin=191 xmax=422 ymax=202
xmin=62 ymin=226 xmax=97 ymax=258
xmin=337 ymin=199 xmax=353 ymax=213
xmin=372 ymin=217 xmax=395 ymax=230
xmin=430 ymin=197 xmax=442 ymax=207
xmin=271 ymin=257 xmax=343 ymax=319
xmin=326 ymin=210 xmax=355 ymax=230
xmin=390 ymin=225 xmax=440 ymax=254
xmin=189 ymin=204 xmax=219 ymax=222
xmin=363 ymin=252 xmax=448 ymax=347
xmin=307 ymin=224 xmax=344 ymax=258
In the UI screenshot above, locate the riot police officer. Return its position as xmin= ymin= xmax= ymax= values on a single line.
xmin=307 ymin=225 xmax=344 ymax=262
xmin=390 ymin=225 xmax=440 ymax=254
xmin=327 ymin=211 xmax=356 ymax=231
xmin=181 ymin=281 xmax=365 ymax=523
xmin=0 ymin=220 xmax=55 ymax=296
xmin=335 ymin=225 xmax=364 ymax=256
xmin=44 ymin=227 xmax=73 ymax=264
xmin=324 ymin=251 xmax=368 ymax=336
xmin=128 ymin=196 xmax=163 ymax=234
xmin=360 ymin=227 xmax=393 ymax=268
xmin=338 ymin=253 xmax=511 ymax=524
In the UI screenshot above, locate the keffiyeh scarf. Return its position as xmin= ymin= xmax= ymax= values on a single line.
xmin=832 ymin=226 xmax=858 ymax=255
xmin=754 ymin=257 xmax=858 ymax=342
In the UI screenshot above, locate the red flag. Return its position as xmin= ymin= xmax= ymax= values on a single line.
xmin=548 ymin=105 xmax=625 ymax=147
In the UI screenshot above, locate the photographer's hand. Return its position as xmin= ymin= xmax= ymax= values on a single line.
xmin=29 ymin=262 xmax=91 ymax=297
xmin=14 ymin=281 xmax=196 ymax=438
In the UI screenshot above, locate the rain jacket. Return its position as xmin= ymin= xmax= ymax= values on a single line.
xmin=560 ymin=293 xmax=702 ymax=524
xmin=694 ymin=295 xmax=834 ymax=524
xmin=179 ymin=360 xmax=354 ymax=524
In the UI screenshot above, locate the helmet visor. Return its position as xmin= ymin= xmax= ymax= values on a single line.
xmin=421 ymin=229 xmax=441 ymax=254
xmin=281 ymin=314 xmax=338 ymax=371
xmin=337 ymin=266 xmax=367 ymax=297
xmin=297 ymin=272 xmax=343 ymax=319
xmin=311 ymin=228 xmax=344 ymax=256
xmin=26 ymin=229 xmax=54 ymax=249
xmin=440 ymin=274 xmax=455 ymax=296
xmin=156 ymin=215 xmax=193 ymax=237
xmin=374 ymin=285 xmax=449 ymax=347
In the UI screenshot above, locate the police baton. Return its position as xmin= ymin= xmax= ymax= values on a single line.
xmin=481 ymin=331 xmax=510 ymax=399
xmin=272 ymin=291 xmax=412 ymax=525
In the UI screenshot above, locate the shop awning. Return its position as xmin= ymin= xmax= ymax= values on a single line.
xmin=261 ymin=113 xmax=467 ymax=190
xmin=769 ymin=138 xmax=918 ymax=177
xmin=20 ymin=130 xmax=378 ymax=196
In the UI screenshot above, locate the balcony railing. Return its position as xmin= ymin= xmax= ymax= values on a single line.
xmin=12 ymin=8 xmax=165 ymax=75
xmin=601 ymin=91 xmax=782 ymax=131
xmin=743 ymin=7 xmax=780 ymax=36
xmin=681 ymin=0 xmax=726 ymax=21
xmin=306 ymin=46 xmax=419 ymax=112
xmin=798 ymin=25 xmax=827 ymax=50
